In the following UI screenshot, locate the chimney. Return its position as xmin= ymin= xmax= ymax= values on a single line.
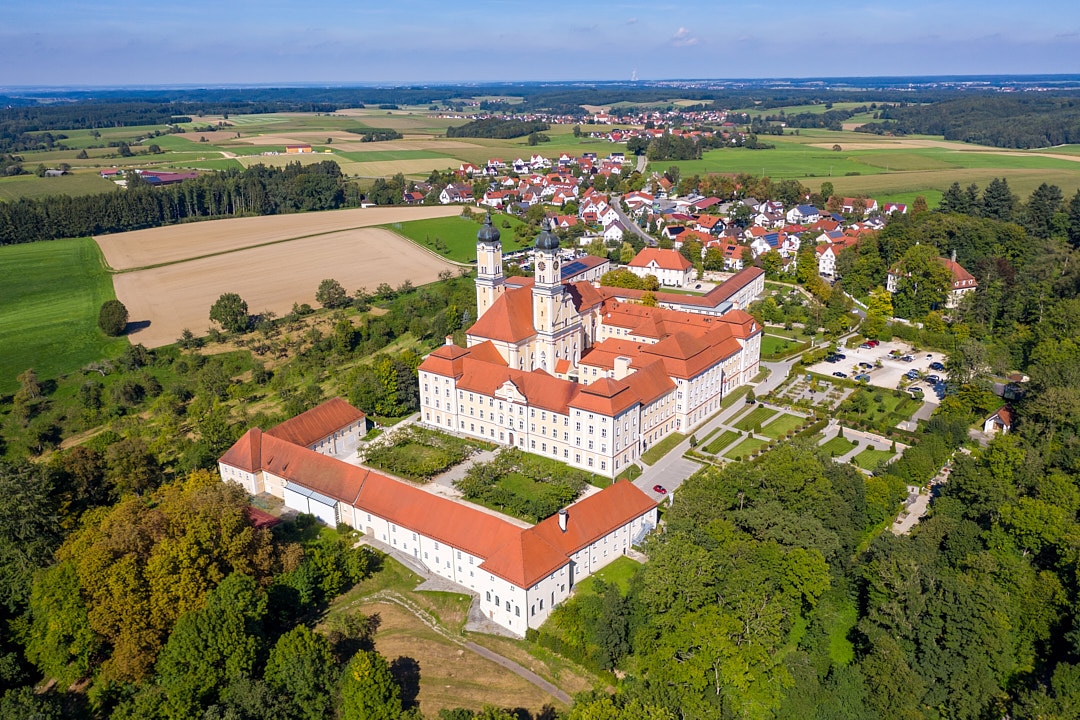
xmin=614 ymin=356 xmax=632 ymax=380
xmin=445 ymin=335 xmax=454 ymax=346
xmin=558 ymin=508 xmax=568 ymax=532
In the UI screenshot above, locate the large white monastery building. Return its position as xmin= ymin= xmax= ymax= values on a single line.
xmin=419 ymin=217 xmax=765 ymax=479
xmin=218 ymin=399 xmax=659 ymax=637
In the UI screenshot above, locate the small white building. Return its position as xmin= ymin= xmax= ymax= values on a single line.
xmin=627 ymin=247 xmax=694 ymax=287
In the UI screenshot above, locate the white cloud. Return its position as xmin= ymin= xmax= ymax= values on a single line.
xmin=672 ymin=27 xmax=698 ymax=47
xmin=626 ymin=16 xmax=638 ymax=24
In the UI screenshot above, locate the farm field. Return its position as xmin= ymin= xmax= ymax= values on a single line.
xmin=0 ymin=173 xmax=118 ymax=201
xmin=0 ymin=238 xmax=127 ymax=394
xmin=662 ymin=130 xmax=1080 ymax=202
xmin=95 ymin=205 xmax=464 ymax=270
xmin=384 ymin=213 xmax=530 ymax=263
xmin=112 ymin=227 xmax=456 ymax=347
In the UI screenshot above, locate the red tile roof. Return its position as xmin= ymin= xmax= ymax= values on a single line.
xmin=629 ymin=248 xmax=692 ymax=272
xmin=529 ymin=480 xmax=656 ymax=557
xmin=466 ymin=287 xmax=536 ymax=344
xmin=265 ymin=397 xmax=365 ymax=447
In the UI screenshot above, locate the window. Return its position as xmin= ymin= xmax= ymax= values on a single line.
xmin=601 ymin=461 xmax=606 ymax=471
xmin=515 ymin=606 xmax=520 ymax=617
xmin=486 ymin=591 xmax=491 ymax=601
xmin=506 ymin=601 xmax=511 ymax=612
xmin=495 ymin=595 xmax=500 ymax=606
xmin=531 ymin=605 xmax=536 ymax=616
xmin=601 ymin=428 xmax=607 ymax=438
xmin=588 ymin=458 xmax=594 ymax=467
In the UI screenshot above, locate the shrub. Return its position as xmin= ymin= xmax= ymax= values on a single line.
xmin=98 ymin=299 xmax=129 ymax=336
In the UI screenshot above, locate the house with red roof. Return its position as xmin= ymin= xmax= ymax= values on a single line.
xmin=627 ymin=248 xmax=694 ymax=287
xmin=218 ymin=399 xmax=658 ymax=638
xmin=886 ymin=252 xmax=977 ymax=309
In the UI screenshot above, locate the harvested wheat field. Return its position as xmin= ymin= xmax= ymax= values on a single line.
xmin=95 ymin=205 xmax=463 ymax=270
xmin=112 ymin=228 xmax=456 ymax=347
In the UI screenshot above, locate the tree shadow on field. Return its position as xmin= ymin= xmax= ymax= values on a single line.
xmin=124 ymin=320 xmax=151 ymax=335
xmin=390 ymin=655 xmax=421 ymax=710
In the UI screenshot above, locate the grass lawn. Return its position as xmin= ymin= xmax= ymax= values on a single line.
xmin=383 ymin=213 xmax=530 ymax=263
xmin=618 ymin=463 xmax=642 ymax=481
xmin=703 ymin=430 xmax=740 ymax=455
xmin=721 ymin=384 xmax=752 ymax=408
xmin=734 ymin=406 xmax=777 ymax=431
xmin=839 ymin=388 xmax=921 ymax=431
xmin=571 ymin=556 xmax=641 ymax=597
xmin=363 ymin=442 xmax=454 ymax=482
xmin=761 ymin=335 xmax=807 ymax=359
xmin=820 ymin=436 xmax=857 ymax=457
xmin=641 ymin=432 xmax=685 ymax=465
xmin=0 ymin=238 xmax=127 ymax=394
xmin=760 ymin=413 xmax=804 ymax=439
xmin=724 ymin=436 xmax=769 ymax=460
xmin=854 ymin=447 xmax=896 ymax=470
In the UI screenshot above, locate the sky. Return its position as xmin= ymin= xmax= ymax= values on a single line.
xmin=2 ymin=0 xmax=1080 ymax=87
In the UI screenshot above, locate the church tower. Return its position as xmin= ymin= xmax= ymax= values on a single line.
xmin=475 ymin=215 xmax=505 ymax=316
xmin=532 ymin=219 xmax=563 ymax=372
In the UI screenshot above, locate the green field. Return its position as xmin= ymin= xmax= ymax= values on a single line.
xmin=703 ymin=430 xmax=740 ymax=455
xmin=0 ymin=238 xmax=127 ymax=394
xmin=853 ymin=447 xmax=896 ymax=471
xmin=0 ymin=173 xmax=118 ymax=201
xmin=659 ymin=131 xmax=1080 ymax=202
xmin=760 ymin=413 xmax=804 ymax=439
xmin=383 ymin=214 xmax=530 ymax=263
xmin=734 ymin=406 xmax=777 ymax=431
xmin=570 ymin=556 xmax=640 ymax=597
xmin=820 ymin=436 xmax=857 ymax=457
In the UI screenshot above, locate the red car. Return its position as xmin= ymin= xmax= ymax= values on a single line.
xmin=653 ymin=484 xmax=667 ymax=494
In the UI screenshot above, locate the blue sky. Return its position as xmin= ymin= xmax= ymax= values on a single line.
xmin=2 ymin=0 xmax=1079 ymax=86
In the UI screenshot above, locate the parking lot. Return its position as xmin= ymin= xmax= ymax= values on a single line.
xmin=806 ymin=340 xmax=948 ymax=404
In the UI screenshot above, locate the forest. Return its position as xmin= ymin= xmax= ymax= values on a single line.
xmin=0 ymin=161 xmax=353 ymax=245
xmin=446 ymin=119 xmax=551 ymax=140
xmin=854 ymin=95 xmax=1080 ymax=148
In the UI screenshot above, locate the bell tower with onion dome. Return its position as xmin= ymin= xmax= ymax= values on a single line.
xmin=475 ymin=215 xmax=505 ymax=316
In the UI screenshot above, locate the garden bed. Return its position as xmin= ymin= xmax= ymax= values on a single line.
xmin=360 ymin=426 xmax=486 ymax=482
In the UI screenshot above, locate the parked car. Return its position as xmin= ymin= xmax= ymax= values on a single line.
xmin=905 ymin=369 xmax=920 ymax=379
xmin=835 ymin=353 xmax=847 ymax=360
xmin=855 ymin=373 xmax=871 ymax=382
xmin=925 ymin=374 xmax=941 ymax=384
xmin=825 ymin=355 xmax=839 ymax=363
xmin=929 ymin=361 xmax=945 ymax=371
xmin=901 ymin=355 xmax=914 ymax=362
xmin=859 ymin=343 xmax=871 ymax=350
xmin=859 ymin=362 xmax=873 ymax=369
xmin=833 ymin=371 xmax=848 ymax=378
xmin=653 ymin=484 xmax=667 ymax=494
xmin=867 ymin=340 xmax=880 ymax=348
xmin=909 ymin=385 xmax=925 ymax=396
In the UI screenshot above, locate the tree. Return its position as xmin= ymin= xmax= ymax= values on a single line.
xmin=315 ymin=279 xmax=348 ymax=309
xmin=339 ymin=650 xmax=403 ymax=720
xmin=22 ymin=561 xmax=100 ymax=686
xmin=155 ymin=574 xmax=266 ymax=716
xmin=862 ymin=286 xmax=893 ymax=338
xmin=98 ymin=299 xmax=129 ymax=336
xmin=891 ymin=244 xmax=952 ymax=319
xmin=619 ymin=242 xmax=635 ymax=264
xmin=263 ymin=626 xmax=338 ymax=720
xmin=1026 ymin=182 xmax=1064 ymax=238
xmin=641 ymin=291 xmax=658 ymax=307
xmin=1067 ymin=189 xmax=1080 ymax=249
xmin=912 ymin=195 xmax=929 ymax=215
xmin=0 ymin=460 xmax=60 ymax=611
xmin=981 ymin=177 xmax=1016 ymax=222
xmin=210 ymin=293 xmax=250 ymax=333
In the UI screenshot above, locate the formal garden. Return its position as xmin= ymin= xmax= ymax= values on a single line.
xmin=453 ymin=447 xmax=607 ymax=523
xmin=358 ymin=425 xmax=491 ymax=482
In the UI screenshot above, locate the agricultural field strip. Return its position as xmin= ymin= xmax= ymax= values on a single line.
xmin=112 ymin=227 xmax=457 ymax=349
xmin=94 ymin=205 xmax=464 ymax=270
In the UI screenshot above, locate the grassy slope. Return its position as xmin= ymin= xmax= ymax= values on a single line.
xmin=0 ymin=238 xmax=126 ymax=393
xmin=383 ymin=214 xmax=530 ymax=263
